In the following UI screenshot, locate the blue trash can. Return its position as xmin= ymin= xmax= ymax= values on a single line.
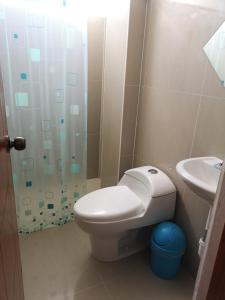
xmin=149 ymin=222 xmax=186 ymax=280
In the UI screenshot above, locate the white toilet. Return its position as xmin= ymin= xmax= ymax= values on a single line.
xmin=74 ymin=166 xmax=176 ymax=262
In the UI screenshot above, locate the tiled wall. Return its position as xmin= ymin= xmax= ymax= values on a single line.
xmin=88 ymin=1 xmax=147 ymax=182
xmin=100 ymin=1 xmax=131 ymax=187
xmin=134 ymin=0 xmax=225 ymax=276
xmin=99 ymin=0 xmax=147 ymax=185
xmin=87 ymin=18 xmax=105 ymax=179
xmin=119 ymin=0 xmax=147 ymax=178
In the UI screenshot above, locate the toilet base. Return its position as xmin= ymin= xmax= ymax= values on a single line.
xmin=90 ymin=227 xmax=149 ymax=262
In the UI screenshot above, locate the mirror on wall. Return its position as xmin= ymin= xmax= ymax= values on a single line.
xmin=204 ymin=21 xmax=225 ymax=86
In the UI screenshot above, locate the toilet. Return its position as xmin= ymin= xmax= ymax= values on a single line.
xmin=74 ymin=166 xmax=176 ymax=262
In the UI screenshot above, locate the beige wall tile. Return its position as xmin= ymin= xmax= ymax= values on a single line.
xmin=134 ymin=0 xmax=225 ymax=277
xmin=87 ymin=80 xmax=102 ymax=135
xmin=117 ymin=0 xmax=147 ymax=177
xmin=142 ymin=0 xmax=223 ymax=94
xmin=101 ymin=175 xmax=118 ymax=188
xmin=202 ymin=62 xmax=225 ymax=99
xmin=100 ymin=2 xmax=131 ymax=186
xmin=175 ymin=188 xmax=210 ymax=276
xmin=191 ymin=96 xmax=225 ymax=157
xmin=87 ymin=18 xmax=105 ymax=178
xmin=101 ymin=83 xmax=125 ymax=185
xmin=121 ymin=85 xmax=139 ymax=157
xmin=174 ymin=0 xmax=225 ymax=13
xmin=125 ymin=0 xmax=147 ymax=85
xmin=135 ymin=87 xmax=200 ymax=165
xmin=119 ymin=155 xmax=133 ymax=179
xmin=87 ymin=134 xmax=100 ymax=179
xmin=88 ymin=18 xmax=105 ymax=81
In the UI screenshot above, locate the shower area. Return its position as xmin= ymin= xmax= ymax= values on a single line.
xmin=0 ymin=0 xmax=136 ymax=237
xmin=0 ymin=0 xmax=87 ymax=234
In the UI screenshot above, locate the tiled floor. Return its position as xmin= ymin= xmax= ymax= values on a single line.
xmin=19 ymin=221 xmax=194 ymax=300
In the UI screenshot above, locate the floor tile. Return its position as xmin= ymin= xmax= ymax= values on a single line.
xmin=74 ymin=284 xmax=112 ymax=300
xmin=20 ymin=217 xmax=194 ymax=300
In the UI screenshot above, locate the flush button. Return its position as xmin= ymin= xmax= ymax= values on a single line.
xmin=148 ymin=169 xmax=158 ymax=174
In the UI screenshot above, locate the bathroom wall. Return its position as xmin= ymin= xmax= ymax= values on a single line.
xmin=134 ymin=0 xmax=225 ymax=276
xmin=119 ymin=0 xmax=147 ymax=178
xmin=100 ymin=0 xmax=147 ymax=185
xmin=87 ymin=18 xmax=105 ymax=179
xmin=100 ymin=1 xmax=131 ymax=187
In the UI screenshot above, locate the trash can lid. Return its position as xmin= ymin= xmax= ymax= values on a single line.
xmin=151 ymin=222 xmax=186 ymax=253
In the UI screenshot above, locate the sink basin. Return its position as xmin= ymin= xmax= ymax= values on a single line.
xmin=176 ymin=157 xmax=222 ymax=202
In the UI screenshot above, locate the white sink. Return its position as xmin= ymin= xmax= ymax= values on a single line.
xmin=176 ymin=157 xmax=222 ymax=203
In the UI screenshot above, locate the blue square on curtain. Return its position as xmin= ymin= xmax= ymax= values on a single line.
xmin=71 ymin=163 xmax=80 ymax=174
xmin=13 ymin=33 xmax=18 ymax=39
xmin=47 ymin=204 xmax=54 ymax=209
xmin=20 ymin=73 xmax=27 ymax=80
xmin=26 ymin=181 xmax=32 ymax=187
xmin=63 ymin=0 xmax=67 ymax=6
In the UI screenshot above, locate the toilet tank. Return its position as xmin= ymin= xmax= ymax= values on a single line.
xmin=118 ymin=166 xmax=176 ymax=209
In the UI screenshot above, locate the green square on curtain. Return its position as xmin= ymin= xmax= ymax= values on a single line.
xmin=29 ymin=48 xmax=41 ymax=62
xmin=71 ymin=163 xmax=80 ymax=174
xmin=73 ymin=192 xmax=79 ymax=198
xmin=15 ymin=93 xmax=29 ymax=106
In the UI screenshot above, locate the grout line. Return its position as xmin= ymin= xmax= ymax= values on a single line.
xmin=98 ymin=17 xmax=107 ymax=180
xmin=102 ymin=282 xmax=114 ymax=300
xmin=132 ymin=0 xmax=150 ymax=167
xmin=140 ymin=84 xmax=225 ymax=101
xmin=73 ymin=283 xmax=104 ymax=296
xmin=99 ymin=274 xmax=114 ymax=300
xmin=125 ymin=83 xmax=140 ymax=87
xmin=188 ymin=59 xmax=208 ymax=157
xmin=188 ymin=95 xmax=203 ymax=157
xmin=117 ymin=1 xmax=132 ymax=181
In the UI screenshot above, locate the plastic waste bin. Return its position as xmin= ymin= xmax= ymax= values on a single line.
xmin=149 ymin=222 xmax=186 ymax=279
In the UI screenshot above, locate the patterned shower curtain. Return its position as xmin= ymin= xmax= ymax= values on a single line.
xmin=0 ymin=0 xmax=87 ymax=233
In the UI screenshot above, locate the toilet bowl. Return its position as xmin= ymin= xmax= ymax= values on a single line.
xmin=74 ymin=166 xmax=176 ymax=262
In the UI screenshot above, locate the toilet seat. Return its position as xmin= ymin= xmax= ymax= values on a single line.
xmin=74 ymin=186 xmax=144 ymax=222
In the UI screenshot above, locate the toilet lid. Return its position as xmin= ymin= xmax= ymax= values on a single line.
xmin=74 ymin=186 xmax=144 ymax=222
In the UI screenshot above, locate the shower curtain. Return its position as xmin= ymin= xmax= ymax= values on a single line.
xmin=0 ymin=0 xmax=87 ymax=233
